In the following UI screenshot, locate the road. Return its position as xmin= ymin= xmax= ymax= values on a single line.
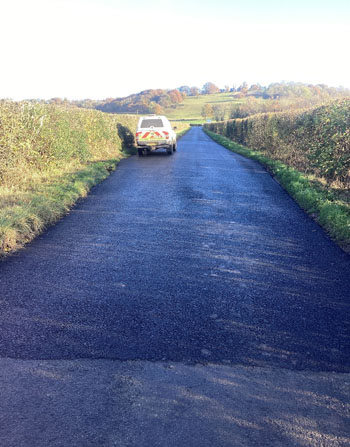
xmin=0 ymin=127 xmax=349 ymax=446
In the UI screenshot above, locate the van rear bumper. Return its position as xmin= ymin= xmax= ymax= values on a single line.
xmin=137 ymin=140 xmax=171 ymax=148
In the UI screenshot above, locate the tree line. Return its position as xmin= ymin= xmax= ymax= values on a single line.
xmin=200 ymin=82 xmax=350 ymax=121
xmin=77 ymin=82 xmax=350 ymax=116
xmin=13 ymin=81 xmax=350 ymax=116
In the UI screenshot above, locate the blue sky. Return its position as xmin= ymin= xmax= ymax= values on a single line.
xmin=1 ymin=0 xmax=349 ymax=100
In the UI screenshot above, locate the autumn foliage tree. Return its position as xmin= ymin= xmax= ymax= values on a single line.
xmin=201 ymin=104 xmax=214 ymax=119
xmin=152 ymin=103 xmax=163 ymax=115
xmin=190 ymin=86 xmax=200 ymax=96
xmin=202 ymin=82 xmax=220 ymax=95
xmin=213 ymin=104 xmax=226 ymax=121
xmin=168 ymin=89 xmax=183 ymax=103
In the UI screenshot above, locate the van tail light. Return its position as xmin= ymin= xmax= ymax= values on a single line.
xmin=136 ymin=132 xmax=142 ymax=138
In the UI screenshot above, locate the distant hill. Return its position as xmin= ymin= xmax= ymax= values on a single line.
xmin=162 ymin=83 xmax=350 ymax=122
xmin=94 ymin=88 xmax=186 ymax=115
xmin=44 ymin=82 xmax=350 ymax=122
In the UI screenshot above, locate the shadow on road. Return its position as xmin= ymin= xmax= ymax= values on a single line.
xmin=1 ymin=358 xmax=349 ymax=446
xmin=0 ymin=127 xmax=349 ymax=374
xmin=0 ymin=217 xmax=349 ymax=373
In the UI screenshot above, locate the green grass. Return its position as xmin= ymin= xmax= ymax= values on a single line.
xmin=164 ymin=92 xmax=244 ymax=121
xmin=0 ymin=159 xmax=122 ymax=256
xmin=204 ymin=129 xmax=350 ymax=252
xmin=0 ymin=103 xmax=139 ymax=257
xmin=176 ymin=126 xmax=190 ymax=140
xmin=0 ymin=107 xmax=190 ymax=257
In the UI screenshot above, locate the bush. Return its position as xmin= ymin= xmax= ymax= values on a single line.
xmin=0 ymin=102 xmax=138 ymax=255
xmin=205 ymin=99 xmax=350 ymax=187
xmin=204 ymin=129 xmax=350 ymax=249
xmin=0 ymin=102 xmax=138 ymax=187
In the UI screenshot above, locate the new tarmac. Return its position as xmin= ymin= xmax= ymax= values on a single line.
xmin=1 ymin=127 xmax=349 ymax=446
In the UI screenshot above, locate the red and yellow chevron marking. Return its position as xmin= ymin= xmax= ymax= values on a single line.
xmin=137 ymin=131 xmax=169 ymax=141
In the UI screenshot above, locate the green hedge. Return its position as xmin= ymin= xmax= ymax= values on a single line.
xmin=205 ymin=99 xmax=350 ymax=186
xmin=0 ymin=102 xmax=138 ymax=187
xmin=0 ymin=102 xmax=138 ymax=255
xmin=204 ymin=129 xmax=350 ymax=250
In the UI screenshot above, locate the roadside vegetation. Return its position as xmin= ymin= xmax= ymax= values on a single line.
xmin=35 ymin=82 xmax=350 ymax=125
xmin=165 ymin=83 xmax=350 ymax=123
xmin=204 ymin=99 xmax=350 ymax=251
xmin=2 ymin=81 xmax=349 ymax=255
xmin=0 ymin=102 xmax=139 ymax=256
xmin=0 ymin=102 xmax=189 ymax=257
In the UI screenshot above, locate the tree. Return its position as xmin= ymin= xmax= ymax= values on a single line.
xmin=150 ymin=103 xmax=163 ymax=114
xmin=201 ymin=104 xmax=213 ymax=119
xmin=237 ymin=82 xmax=248 ymax=95
xmin=159 ymin=96 xmax=172 ymax=108
xmin=178 ymin=85 xmax=191 ymax=95
xmin=190 ymin=86 xmax=200 ymax=96
xmin=249 ymin=84 xmax=261 ymax=92
xmin=168 ymin=89 xmax=183 ymax=103
xmin=202 ymin=82 xmax=220 ymax=95
xmin=213 ymin=104 xmax=226 ymax=121
xmin=49 ymin=97 xmax=64 ymax=104
xmin=155 ymin=103 xmax=164 ymax=114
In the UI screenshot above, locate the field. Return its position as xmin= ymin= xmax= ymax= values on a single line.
xmin=164 ymin=92 xmax=243 ymax=122
xmin=160 ymin=85 xmax=350 ymax=123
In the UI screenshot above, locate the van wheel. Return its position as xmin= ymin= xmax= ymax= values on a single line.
xmin=167 ymin=146 xmax=173 ymax=155
xmin=138 ymin=148 xmax=144 ymax=156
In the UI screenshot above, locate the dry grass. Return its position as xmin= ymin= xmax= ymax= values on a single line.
xmin=0 ymin=105 xmax=189 ymax=257
xmin=0 ymin=102 xmax=139 ymax=256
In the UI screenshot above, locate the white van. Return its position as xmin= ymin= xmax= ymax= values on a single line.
xmin=135 ymin=115 xmax=177 ymax=156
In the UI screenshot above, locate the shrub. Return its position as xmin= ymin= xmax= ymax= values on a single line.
xmin=0 ymin=102 xmax=138 ymax=255
xmin=0 ymin=102 xmax=138 ymax=187
xmin=205 ymin=99 xmax=350 ymax=187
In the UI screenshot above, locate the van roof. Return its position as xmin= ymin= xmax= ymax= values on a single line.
xmin=140 ymin=115 xmax=166 ymax=119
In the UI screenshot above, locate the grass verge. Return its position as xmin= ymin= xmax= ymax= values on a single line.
xmin=0 ymin=115 xmax=189 ymax=258
xmin=0 ymin=102 xmax=140 ymax=258
xmin=176 ymin=126 xmax=191 ymax=138
xmin=0 ymin=159 xmax=122 ymax=256
xmin=204 ymin=129 xmax=350 ymax=253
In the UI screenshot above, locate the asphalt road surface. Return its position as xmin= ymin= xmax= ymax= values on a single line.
xmin=1 ymin=127 xmax=349 ymax=446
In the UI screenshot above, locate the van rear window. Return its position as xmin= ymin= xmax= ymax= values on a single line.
xmin=140 ymin=119 xmax=163 ymax=128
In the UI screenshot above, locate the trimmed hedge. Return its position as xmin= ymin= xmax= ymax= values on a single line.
xmin=204 ymin=129 xmax=350 ymax=250
xmin=0 ymin=103 xmax=190 ymax=256
xmin=205 ymin=99 xmax=350 ymax=186
xmin=0 ymin=102 xmax=138 ymax=187
xmin=0 ymin=102 xmax=138 ymax=255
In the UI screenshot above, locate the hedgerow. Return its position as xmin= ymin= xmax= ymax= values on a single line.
xmin=204 ymin=101 xmax=350 ymax=250
xmin=0 ymin=102 xmax=138 ymax=186
xmin=0 ymin=102 xmax=138 ymax=255
xmin=205 ymin=99 xmax=350 ymax=187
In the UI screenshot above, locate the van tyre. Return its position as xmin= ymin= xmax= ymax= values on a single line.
xmin=138 ymin=148 xmax=144 ymax=156
xmin=167 ymin=146 xmax=173 ymax=155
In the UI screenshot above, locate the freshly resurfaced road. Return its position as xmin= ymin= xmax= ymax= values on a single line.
xmin=0 ymin=127 xmax=349 ymax=446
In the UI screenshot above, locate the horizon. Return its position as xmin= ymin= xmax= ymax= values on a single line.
xmin=3 ymin=80 xmax=349 ymax=103
xmin=1 ymin=0 xmax=350 ymax=101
